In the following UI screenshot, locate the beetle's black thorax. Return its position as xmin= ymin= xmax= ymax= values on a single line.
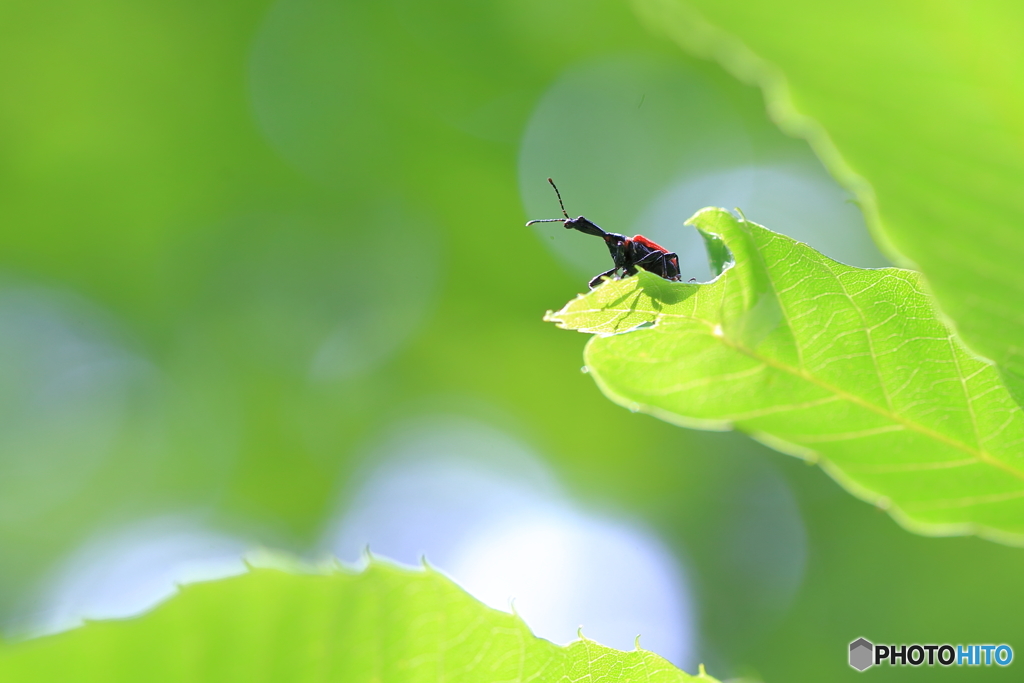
xmin=601 ymin=232 xmax=629 ymax=269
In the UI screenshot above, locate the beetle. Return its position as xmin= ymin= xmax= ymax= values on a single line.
xmin=526 ymin=178 xmax=682 ymax=289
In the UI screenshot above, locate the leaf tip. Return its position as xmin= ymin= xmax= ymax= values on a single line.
xmin=683 ymin=206 xmax=731 ymax=227
xmin=542 ymin=308 xmax=565 ymax=327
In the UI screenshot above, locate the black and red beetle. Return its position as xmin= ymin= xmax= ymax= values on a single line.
xmin=527 ymin=178 xmax=682 ymax=289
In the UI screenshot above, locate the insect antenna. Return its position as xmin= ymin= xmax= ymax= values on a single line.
xmin=547 ymin=177 xmax=570 ymax=219
xmin=525 ymin=177 xmax=573 ymax=226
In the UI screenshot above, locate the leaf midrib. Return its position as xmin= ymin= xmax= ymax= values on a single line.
xmin=745 ymin=221 xmax=1024 ymax=486
xmin=585 ymin=304 xmax=1024 ymax=484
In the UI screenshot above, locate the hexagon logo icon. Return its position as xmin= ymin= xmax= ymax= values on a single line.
xmin=850 ymin=638 xmax=874 ymax=671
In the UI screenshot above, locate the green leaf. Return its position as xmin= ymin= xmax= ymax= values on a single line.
xmin=548 ymin=209 xmax=1024 ymax=544
xmin=631 ymin=0 xmax=1024 ymax=392
xmin=0 ymin=561 xmax=715 ymax=683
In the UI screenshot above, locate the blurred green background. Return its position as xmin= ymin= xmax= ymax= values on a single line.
xmin=0 ymin=0 xmax=1021 ymax=680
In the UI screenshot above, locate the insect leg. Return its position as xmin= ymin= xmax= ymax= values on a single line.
xmin=588 ymin=267 xmax=619 ymax=289
xmin=633 ymin=250 xmax=682 ymax=281
xmin=632 ymin=250 xmax=668 ymax=276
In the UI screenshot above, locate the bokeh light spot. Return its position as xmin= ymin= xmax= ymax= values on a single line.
xmin=326 ymin=416 xmax=696 ymax=667
xmin=634 ymin=166 xmax=890 ymax=283
xmin=15 ymin=516 xmax=249 ymax=638
xmin=519 ymin=54 xmax=753 ymax=278
xmin=0 ymin=285 xmax=151 ymax=525
xmin=519 ymin=54 xmax=888 ymax=285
